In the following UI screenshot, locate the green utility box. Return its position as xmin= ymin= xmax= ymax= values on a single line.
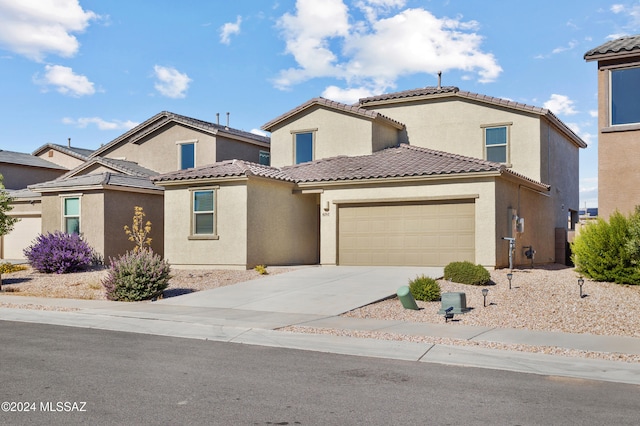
xmin=397 ymin=286 xmax=419 ymax=310
xmin=437 ymin=292 xmax=471 ymax=314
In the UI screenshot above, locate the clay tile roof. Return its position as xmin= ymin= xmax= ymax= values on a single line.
xmin=0 ymin=149 xmax=68 ymax=170
xmin=585 ymin=34 xmax=640 ymax=60
xmin=281 ymin=144 xmax=503 ymax=183
xmin=151 ymin=159 xmax=292 ymax=183
xmin=32 ymin=143 xmax=94 ymax=159
xmin=261 ymin=97 xmax=404 ymax=131
xmin=358 ymin=86 xmax=460 ymax=104
xmin=29 ymin=172 xmax=161 ymax=192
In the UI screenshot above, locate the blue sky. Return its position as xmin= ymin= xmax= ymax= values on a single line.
xmin=1 ymin=1 xmax=638 ymax=208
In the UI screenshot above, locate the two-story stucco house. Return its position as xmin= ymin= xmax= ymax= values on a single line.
xmin=154 ymin=87 xmax=585 ymax=270
xmin=585 ymin=35 xmax=640 ymax=219
xmin=3 ymin=111 xmax=270 ymax=262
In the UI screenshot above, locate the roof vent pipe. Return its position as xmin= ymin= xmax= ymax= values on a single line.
xmin=437 ymin=71 xmax=442 ymax=89
xmin=216 ymin=113 xmax=220 ymax=125
xmin=68 ymin=137 xmax=71 ymax=148
xmin=226 ymin=112 xmax=230 ymax=130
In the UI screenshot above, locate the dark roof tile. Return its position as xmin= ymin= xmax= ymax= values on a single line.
xmin=585 ymin=35 xmax=640 ymax=60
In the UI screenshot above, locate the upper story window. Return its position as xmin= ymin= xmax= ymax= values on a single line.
xmin=259 ymin=150 xmax=270 ymax=166
xmin=294 ymin=132 xmax=314 ymax=164
xmin=63 ymin=196 xmax=80 ymax=234
xmin=177 ymin=140 xmax=197 ymax=170
xmin=483 ymin=125 xmax=509 ymax=163
xmin=610 ymin=66 xmax=640 ymax=125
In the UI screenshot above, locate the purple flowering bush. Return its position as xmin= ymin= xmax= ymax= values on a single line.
xmin=102 ymin=248 xmax=171 ymax=301
xmin=23 ymin=231 xmax=94 ymax=274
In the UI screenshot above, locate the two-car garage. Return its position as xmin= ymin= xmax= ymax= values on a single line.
xmin=337 ymin=199 xmax=476 ymax=267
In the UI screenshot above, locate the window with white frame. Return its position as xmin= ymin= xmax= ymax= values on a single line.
xmin=610 ymin=66 xmax=640 ymax=126
xmin=191 ymin=189 xmax=216 ymax=236
xmin=483 ymin=125 xmax=509 ymax=163
xmin=294 ymin=132 xmax=314 ymax=164
xmin=177 ymin=140 xmax=197 ymax=170
xmin=63 ymin=197 xmax=80 ymax=234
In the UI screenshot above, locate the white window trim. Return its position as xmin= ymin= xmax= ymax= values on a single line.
xmin=188 ymin=186 xmax=219 ymax=240
xmin=291 ymin=129 xmax=317 ymax=164
xmin=481 ymin=123 xmax=512 ymax=164
xmin=60 ymin=194 xmax=82 ymax=234
xmin=176 ymin=139 xmax=198 ymax=170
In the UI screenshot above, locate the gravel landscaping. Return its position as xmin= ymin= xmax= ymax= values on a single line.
xmin=2 ymin=263 xmax=640 ymax=363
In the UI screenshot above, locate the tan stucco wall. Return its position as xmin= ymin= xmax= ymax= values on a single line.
xmin=162 ymin=182 xmax=249 ymax=269
xmin=0 ymin=164 xmax=66 ymax=190
xmin=98 ymin=123 xmax=268 ymax=173
xmin=35 ymin=150 xmax=85 ymax=169
xmin=269 ymin=107 xmax=379 ymax=167
xmin=596 ymin=59 xmax=640 ymax=218
xmin=494 ymin=179 xmax=555 ymax=268
xmin=246 ymin=178 xmax=319 ymax=268
xmin=41 ymin=191 xmax=105 ymax=255
xmin=316 ymin=177 xmax=499 ymax=268
xmin=363 ymin=98 xmax=544 ymax=181
xmin=103 ymin=191 xmax=165 ymax=260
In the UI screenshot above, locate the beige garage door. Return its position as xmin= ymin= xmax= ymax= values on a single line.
xmin=1 ymin=216 xmax=41 ymax=260
xmin=338 ymin=200 xmax=475 ymax=266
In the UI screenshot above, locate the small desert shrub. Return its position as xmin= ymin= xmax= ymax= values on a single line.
xmin=23 ymin=231 xmax=94 ymax=274
xmin=0 ymin=262 xmax=27 ymax=274
xmin=254 ymin=265 xmax=268 ymax=275
xmin=102 ymin=248 xmax=171 ymax=301
xmin=409 ymin=275 xmax=441 ymax=301
xmin=444 ymin=261 xmax=491 ymax=285
xmin=572 ymin=209 xmax=640 ymax=284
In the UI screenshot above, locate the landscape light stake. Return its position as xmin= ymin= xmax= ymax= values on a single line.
xmin=481 ymin=288 xmax=489 ymax=307
xmin=507 ymin=272 xmax=513 ymax=290
xmin=578 ymin=277 xmax=584 ymax=298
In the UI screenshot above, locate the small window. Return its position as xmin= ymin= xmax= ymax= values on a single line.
xmin=180 ymin=143 xmax=195 ymax=169
xmin=611 ymin=66 xmax=640 ymax=125
xmin=294 ymin=132 xmax=314 ymax=164
xmin=63 ymin=197 xmax=80 ymax=234
xmin=192 ymin=190 xmax=216 ymax=235
xmin=484 ymin=126 xmax=508 ymax=163
xmin=259 ymin=150 xmax=270 ymax=166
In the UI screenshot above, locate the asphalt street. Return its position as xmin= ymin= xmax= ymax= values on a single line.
xmin=1 ymin=321 xmax=638 ymax=425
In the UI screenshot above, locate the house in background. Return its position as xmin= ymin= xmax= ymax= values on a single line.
xmin=585 ymin=35 xmax=640 ymax=219
xmin=154 ymin=87 xmax=585 ymax=270
xmin=0 ymin=148 xmax=81 ymax=259
xmin=11 ymin=111 xmax=270 ymax=261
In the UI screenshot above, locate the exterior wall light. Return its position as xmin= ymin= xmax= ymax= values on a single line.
xmin=481 ymin=288 xmax=489 ymax=307
xmin=507 ymin=272 xmax=513 ymax=290
xmin=578 ymin=277 xmax=585 ymax=298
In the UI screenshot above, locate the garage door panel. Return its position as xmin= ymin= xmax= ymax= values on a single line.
xmin=338 ymin=201 xmax=475 ymax=266
xmin=2 ymin=216 xmax=41 ymax=260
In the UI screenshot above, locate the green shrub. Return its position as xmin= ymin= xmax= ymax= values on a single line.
xmin=572 ymin=209 xmax=640 ymax=284
xmin=102 ymin=248 xmax=171 ymax=301
xmin=409 ymin=275 xmax=441 ymax=302
xmin=444 ymin=261 xmax=491 ymax=285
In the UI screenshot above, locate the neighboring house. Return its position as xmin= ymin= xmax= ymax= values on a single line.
xmin=21 ymin=111 xmax=270 ymax=261
xmin=0 ymin=149 xmax=73 ymax=259
xmin=32 ymin=142 xmax=93 ymax=170
xmin=154 ymin=88 xmax=586 ymax=270
xmin=585 ymin=35 xmax=640 ymax=219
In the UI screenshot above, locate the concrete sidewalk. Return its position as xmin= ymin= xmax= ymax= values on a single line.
xmin=1 ymin=265 xmax=640 ymax=386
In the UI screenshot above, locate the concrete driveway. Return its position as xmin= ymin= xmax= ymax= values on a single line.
xmin=158 ymin=266 xmax=444 ymax=316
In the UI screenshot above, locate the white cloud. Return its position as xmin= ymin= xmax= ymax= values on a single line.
xmin=543 ymin=94 xmax=578 ymax=116
xmin=62 ymin=117 xmax=139 ymax=131
xmin=0 ymin=0 xmax=98 ymax=61
xmin=551 ymin=40 xmax=578 ymax=54
xmin=250 ymin=128 xmax=268 ymax=137
xmin=609 ymin=3 xmax=640 ymax=31
xmin=589 ymin=110 xmax=598 ymax=118
xmin=153 ymin=65 xmax=191 ymax=98
xmin=322 ymin=85 xmax=374 ymax=104
xmin=35 ymin=64 xmax=95 ymax=96
xmin=579 ymin=177 xmax=598 ymax=209
xmin=274 ymin=1 xmax=501 ymax=94
xmin=220 ymin=16 xmax=242 ymax=45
